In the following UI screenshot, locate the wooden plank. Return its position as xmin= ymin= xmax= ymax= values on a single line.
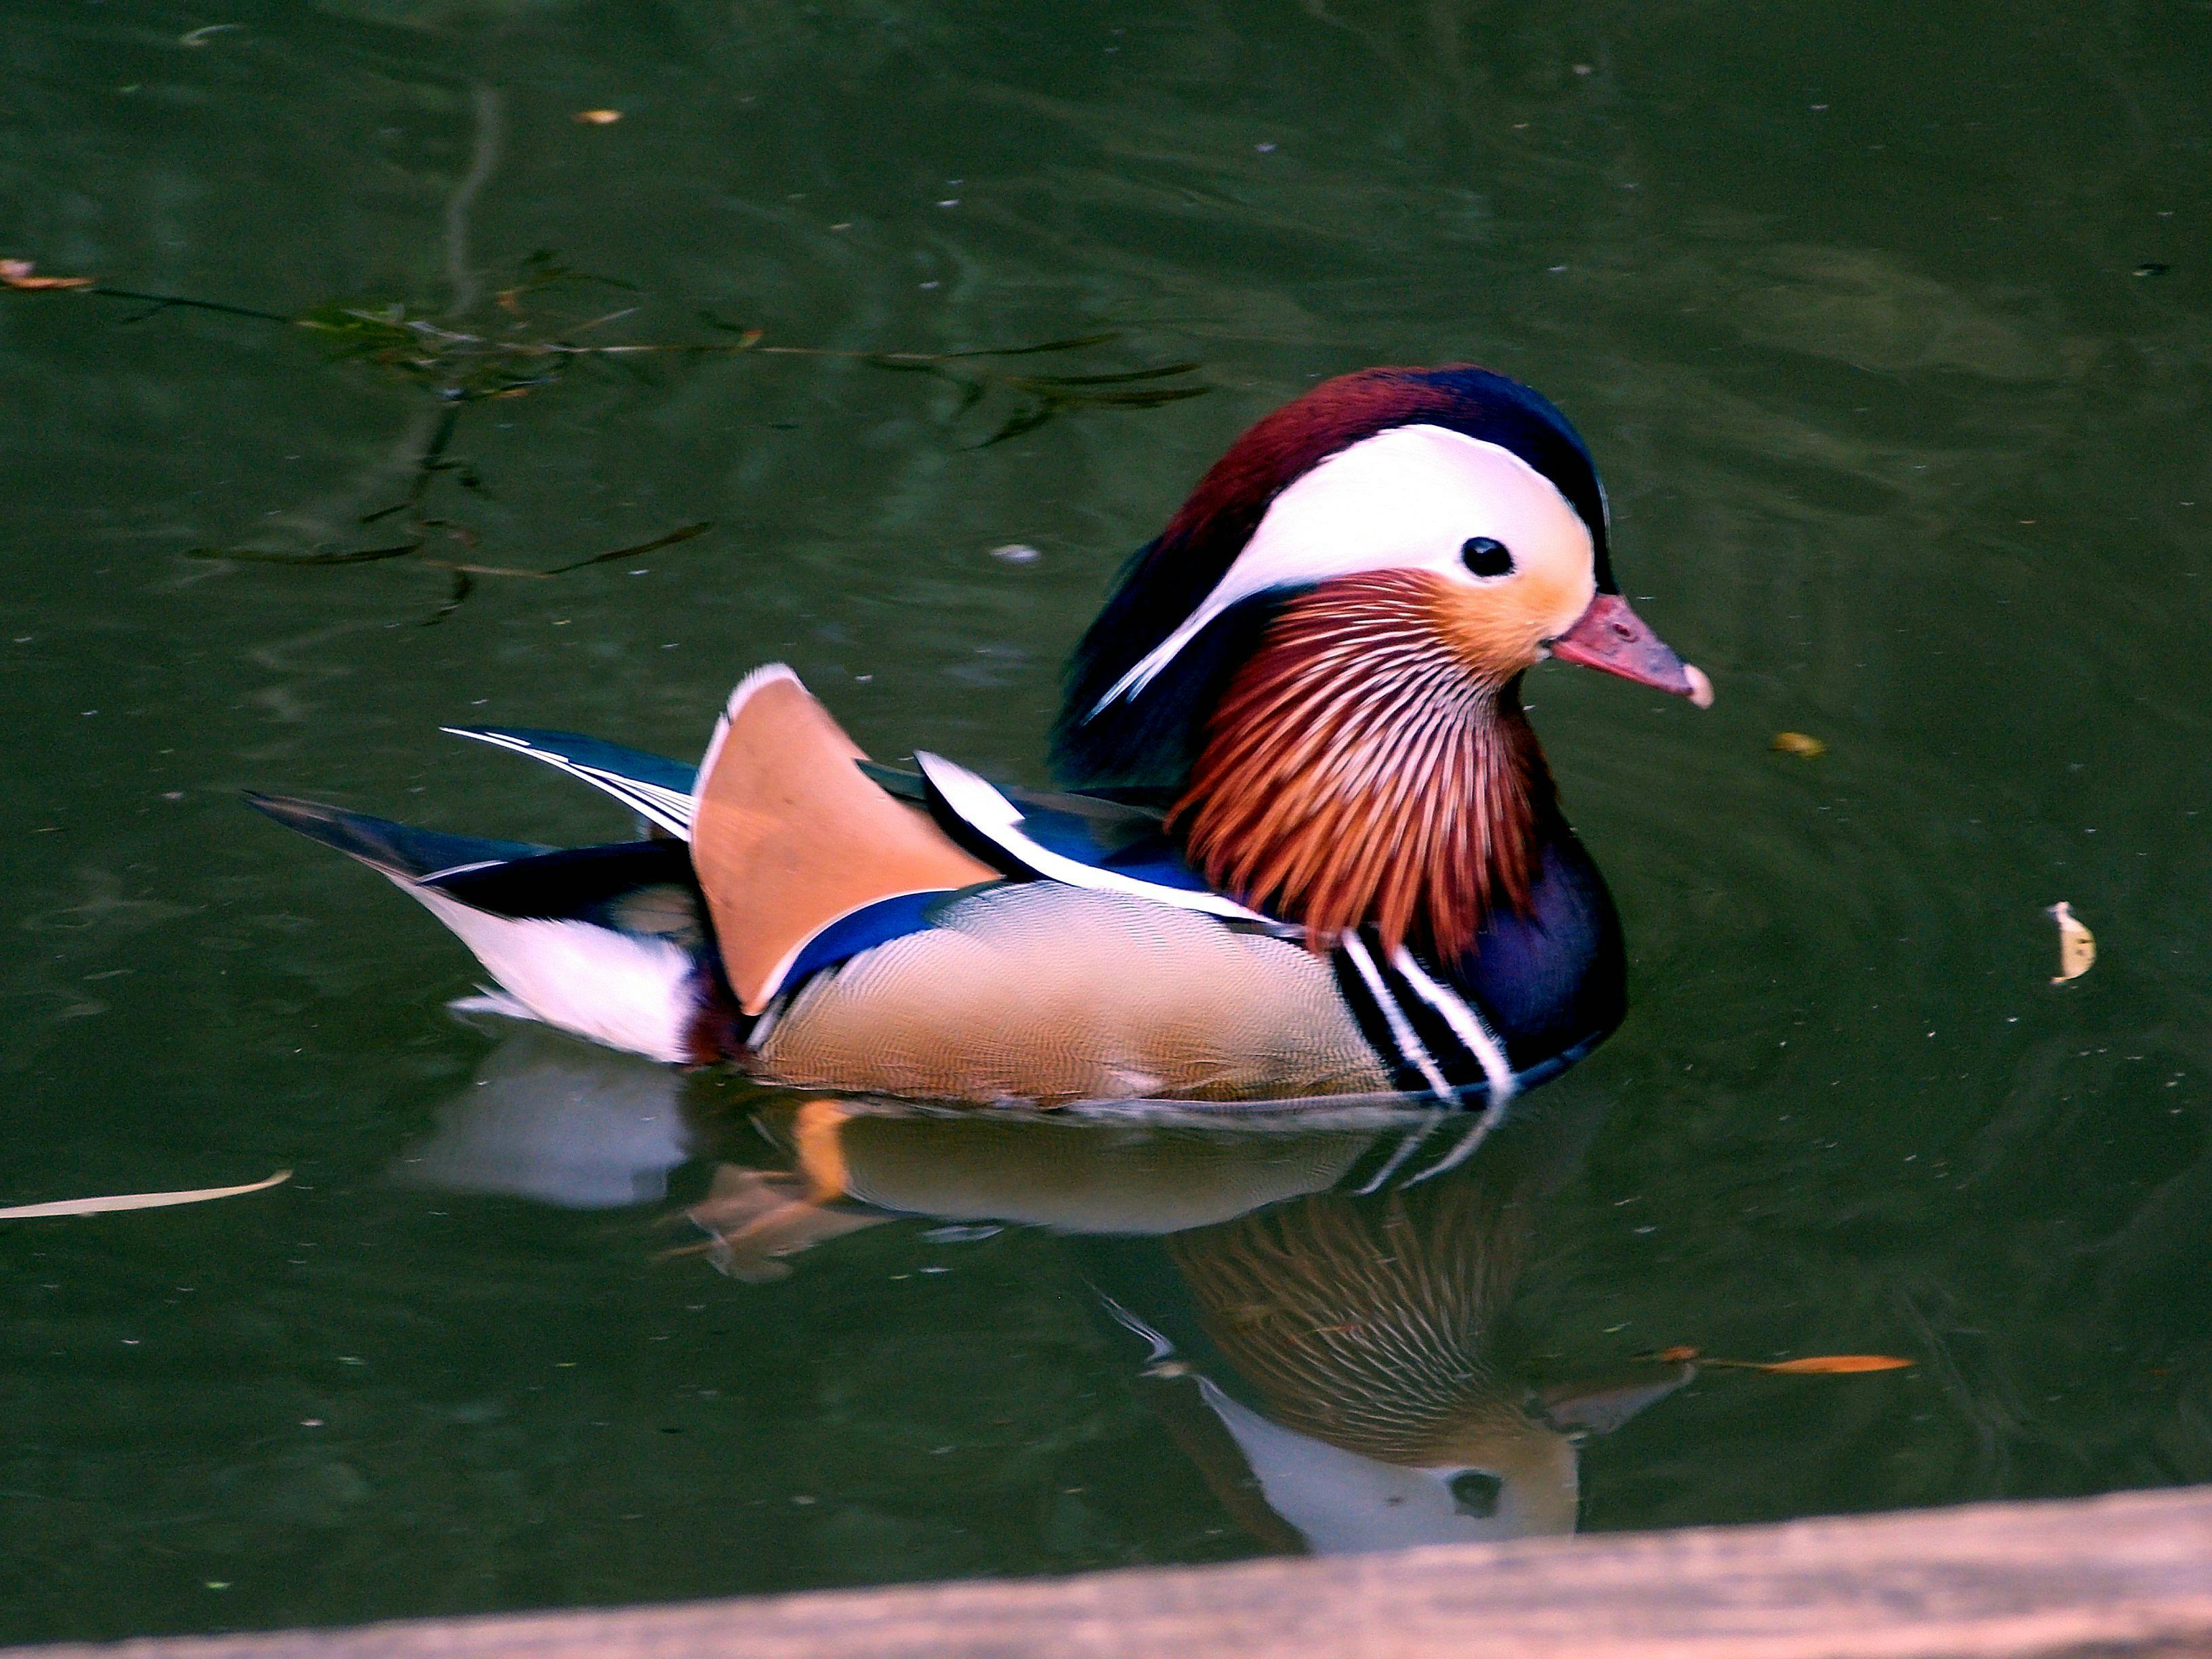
xmin=14 ymin=1486 xmax=2212 ymax=1659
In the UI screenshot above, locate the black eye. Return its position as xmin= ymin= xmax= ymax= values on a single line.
xmin=1449 ymin=1471 xmax=1503 ymax=1518
xmin=1460 ymin=537 xmax=1514 ymax=578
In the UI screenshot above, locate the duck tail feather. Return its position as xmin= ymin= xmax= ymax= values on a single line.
xmin=425 ymin=841 xmax=703 ymax=936
xmin=248 ymin=795 xmax=706 ymax=1064
xmin=245 ymin=792 xmax=550 ymax=882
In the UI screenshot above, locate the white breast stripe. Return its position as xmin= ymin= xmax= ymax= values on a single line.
xmin=1350 ymin=1124 xmax=1439 ymax=1195
xmin=1341 ymin=935 xmax=1452 ymax=1098
xmin=1389 ymin=947 xmax=1517 ymax=1105
xmin=1095 ymin=1292 xmax=1179 ymax=1366
xmin=1402 ymin=1103 xmax=1503 ymax=1186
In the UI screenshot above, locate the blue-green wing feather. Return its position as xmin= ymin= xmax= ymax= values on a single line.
xmin=443 ymin=726 xmax=699 ymax=838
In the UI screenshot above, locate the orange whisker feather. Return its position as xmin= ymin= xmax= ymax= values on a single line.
xmin=1174 ymin=571 xmax=1547 ymax=959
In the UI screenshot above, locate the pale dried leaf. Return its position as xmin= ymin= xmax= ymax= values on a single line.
xmin=0 ymin=1168 xmax=291 ymax=1220
xmin=1 ymin=258 xmax=94 ymax=291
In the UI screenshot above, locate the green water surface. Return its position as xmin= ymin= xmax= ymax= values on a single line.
xmin=4 ymin=0 xmax=2212 ymax=1643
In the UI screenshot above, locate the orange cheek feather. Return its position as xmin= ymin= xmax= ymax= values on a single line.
xmin=1427 ymin=567 xmax=1595 ymax=684
xmin=1173 ymin=571 xmax=1551 ymax=962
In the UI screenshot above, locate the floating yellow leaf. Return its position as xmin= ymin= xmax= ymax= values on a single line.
xmin=1639 ymin=1346 xmax=1911 ymax=1374
xmin=1752 ymin=1354 xmax=1914 ymax=1374
xmin=1 ymin=258 xmax=94 ymax=291
xmin=1771 ymin=731 xmax=1826 ymax=758
xmin=0 ymin=1168 xmax=291 ymax=1220
xmin=2049 ymin=901 xmax=2094 ymax=983
xmin=574 ymin=109 xmax=623 ymax=125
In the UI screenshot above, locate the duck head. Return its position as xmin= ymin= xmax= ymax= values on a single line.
xmin=688 ymin=1092 xmax=1686 ymax=1553
xmin=1052 ymin=365 xmax=1710 ymax=960
xmin=1128 ymin=1116 xmax=1689 ymax=1554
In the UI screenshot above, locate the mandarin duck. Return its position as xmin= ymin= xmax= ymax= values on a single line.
xmin=254 ymin=365 xmax=1711 ymax=1109
xmin=675 ymin=1090 xmax=1687 ymax=1550
xmin=393 ymin=1032 xmax=1689 ymax=1549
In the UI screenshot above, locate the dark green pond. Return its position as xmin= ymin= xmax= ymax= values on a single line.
xmin=5 ymin=0 xmax=2212 ymax=1643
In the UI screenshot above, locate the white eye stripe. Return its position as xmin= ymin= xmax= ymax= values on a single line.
xmin=1091 ymin=424 xmax=1593 ymax=714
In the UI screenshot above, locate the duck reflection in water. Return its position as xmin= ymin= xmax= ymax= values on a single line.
xmin=398 ymin=1027 xmax=1688 ymax=1554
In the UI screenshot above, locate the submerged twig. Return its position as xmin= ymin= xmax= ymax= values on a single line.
xmin=544 ymin=519 xmax=713 ymax=575
xmin=95 ymin=285 xmax=292 ymax=325
xmin=359 ymin=398 xmax=464 ymax=527
xmin=425 ymin=566 xmax=474 ymax=626
xmin=184 ymin=543 xmax=422 ymax=567
xmin=7 ymin=97 xmax=1209 ymax=619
